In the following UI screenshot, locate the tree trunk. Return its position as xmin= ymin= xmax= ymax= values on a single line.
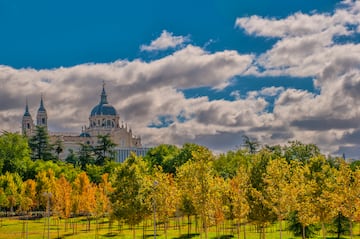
xmin=302 ymin=225 xmax=306 ymax=239
xmin=279 ymin=219 xmax=282 ymax=239
xmin=237 ymin=222 xmax=240 ymax=239
xmin=321 ymin=221 xmax=326 ymax=239
xmin=132 ymin=226 xmax=136 ymax=239
xmin=243 ymin=222 xmax=247 ymax=239
xmin=350 ymin=220 xmax=353 ymax=239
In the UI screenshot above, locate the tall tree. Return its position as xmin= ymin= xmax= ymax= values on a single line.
xmin=176 ymin=147 xmax=218 ymax=239
xmin=228 ymin=165 xmax=250 ymax=239
xmin=242 ymin=135 xmax=259 ymax=154
xmin=308 ymin=156 xmax=336 ymax=239
xmin=264 ymin=158 xmax=297 ymax=239
xmin=94 ymin=134 xmax=116 ymax=166
xmin=292 ymin=163 xmax=318 ymax=239
xmin=111 ymin=153 xmax=151 ymax=239
xmin=150 ymin=168 xmax=180 ymax=238
xmin=77 ymin=142 xmax=95 ymax=170
xmin=28 ymin=126 xmax=54 ymax=161
xmin=247 ymin=150 xmax=277 ymax=239
xmin=53 ymin=138 xmax=64 ymax=160
xmin=333 ymin=159 xmax=360 ymax=239
xmin=72 ymin=172 xmax=96 ymax=231
xmin=35 ymin=169 xmax=56 ymax=210
xmin=53 ymin=175 xmax=72 ymax=220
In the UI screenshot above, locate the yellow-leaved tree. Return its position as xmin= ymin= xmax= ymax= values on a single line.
xmin=228 ymin=165 xmax=250 ymax=239
xmin=333 ymin=159 xmax=360 ymax=239
xmin=53 ymin=175 xmax=72 ymax=230
xmin=72 ymin=172 xmax=96 ymax=231
xmin=264 ymin=158 xmax=297 ymax=239
xmin=150 ymin=167 xmax=180 ymax=239
xmin=176 ymin=146 xmax=220 ymax=239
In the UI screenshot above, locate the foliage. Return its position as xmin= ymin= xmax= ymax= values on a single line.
xmin=28 ymin=126 xmax=54 ymax=161
xmin=93 ymin=134 xmax=116 ymax=166
xmin=110 ymin=153 xmax=151 ymax=229
xmin=0 ymin=132 xmax=32 ymax=177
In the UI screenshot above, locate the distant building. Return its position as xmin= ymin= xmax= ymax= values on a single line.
xmin=22 ymin=83 xmax=150 ymax=160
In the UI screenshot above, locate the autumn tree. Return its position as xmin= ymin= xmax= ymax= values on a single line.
xmin=228 ymin=165 xmax=250 ymax=239
xmin=292 ymin=162 xmax=319 ymax=239
xmin=247 ymin=150 xmax=276 ymax=239
xmin=307 ymin=156 xmax=337 ymax=239
xmin=150 ymin=167 xmax=180 ymax=238
xmin=333 ymin=159 xmax=360 ymax=239
xmin=263 ymin=158 xmax=297 ymax=239
xmin=176 ymin=146 xmax=219 ymax=239
xmin=35 ymin=169 xmax=56 ymax=211
xmin=72 ymin=172 xmax=96 ymax=231
xmin=0 ymin=172 xmax=22 ymax=212
xmin=20 ymin=179 xmax=36 ymax=213
xmin=53 ymin=175 xmax=72 ymax=225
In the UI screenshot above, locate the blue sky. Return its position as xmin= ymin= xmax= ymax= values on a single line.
xmin=1 ymin=0 xmax=360 ymax=158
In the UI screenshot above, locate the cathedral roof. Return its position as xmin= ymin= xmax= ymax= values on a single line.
xmin=90 ymin=83 xmax=117 ymax=116
xmin=23 ymin=99 xmax=31 ymax=117
xmin=38 ymin=95 xmax=47 ymax=113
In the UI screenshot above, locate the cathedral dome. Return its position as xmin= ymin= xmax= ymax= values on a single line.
xmin=90 ymin=103 xmax=117 ymax=116
xmin=90 ymin=83 xmax=117 ymax=117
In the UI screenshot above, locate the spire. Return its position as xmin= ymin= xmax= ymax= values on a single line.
xmin=24 ymin=97 xmax=31 ymax=117
xmin=100 ymin=80 xmax=108 ymax=104
xmin=38 ymin=94 xmax=46 ymax=112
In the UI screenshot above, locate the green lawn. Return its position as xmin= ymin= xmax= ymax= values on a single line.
xmin=0 ymin=216 xmax=359 ymax=239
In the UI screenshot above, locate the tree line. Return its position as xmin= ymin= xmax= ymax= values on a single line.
xmin=0 ymin=127 xmax=360 ymax=239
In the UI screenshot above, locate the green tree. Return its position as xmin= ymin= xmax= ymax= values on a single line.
xmin=53 ymin=138 xmax=64 ymax=160
xmin=242 ymin=135 xmax=259 ymax=154
xmin=213 ymin=149 xmax=250 ymax=179
xmin=283 ymin=141 xmax=320 ymax=164
xmin=28 ymin=126 xmax=54 ymax=161
xmin=77 ymin=142 xmax=95 ymax=170
xmin=94 ymin=134 xmax=116 ymax=166
xmin=144 ymin=144 xmax=179 ymax=173
xmin=0 ymin=132 xmax=32 ymax=177
xmin=111 ymin=153 xmax=151 ymax=239
xmin=166 ymin=143 xmax=205 ymax=175
xmin=65 ymin=149 xmax=80 ymax=167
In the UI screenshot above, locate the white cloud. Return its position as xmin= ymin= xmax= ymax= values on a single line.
xmin=140 ymin=30 xmax=190 ymax=52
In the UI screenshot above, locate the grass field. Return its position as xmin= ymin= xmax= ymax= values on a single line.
xmin=0 ymin=216 xmax=359 ymax=239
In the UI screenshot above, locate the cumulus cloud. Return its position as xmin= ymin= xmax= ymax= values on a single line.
xmin=140 ymin=30 xmax=190 ymax=52
xmin=232 ymin=0 xmax=360 ymax=157
xmin=2 ymin=1 xmax=360 ymax=158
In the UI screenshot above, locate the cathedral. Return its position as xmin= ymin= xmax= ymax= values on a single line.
xmin=22 ymin=84 xmax=148 ymax=161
